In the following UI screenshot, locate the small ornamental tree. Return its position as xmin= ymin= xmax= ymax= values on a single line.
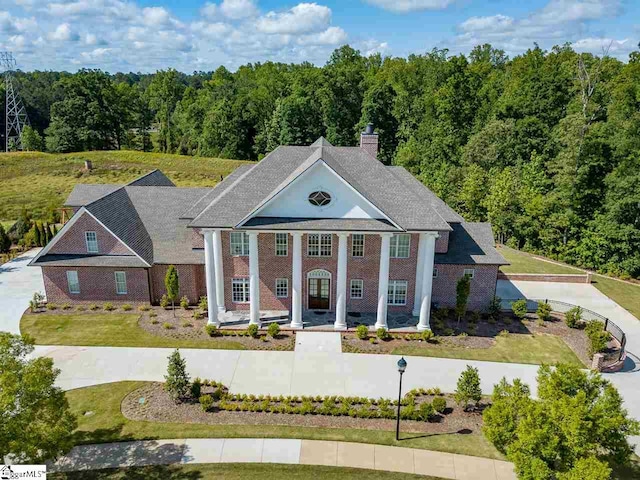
xmin=0 ymin=224 xmax=10 ymax=254
xmin=164 ymin=349 xmax=190 ymax=403
xmin=511 ymin=299 xmax=528 ymax=320
xmin=33 ymin=223 xmax=41 ymax=247
xmin=565 ymin=306 xmax=582 ymax=328
xmin=455 ymin=275 xmax=471 ymax=322
xmin=536 ymin=301 xmax=552 ymax=322
xmin=164 ymin=265 xmax=180 ymax=316
xmin=454 ymin=365 xmax=482 ymax=411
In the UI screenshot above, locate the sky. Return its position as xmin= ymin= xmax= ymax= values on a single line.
xmin=1 ymin=0 xmax=638 ymax=73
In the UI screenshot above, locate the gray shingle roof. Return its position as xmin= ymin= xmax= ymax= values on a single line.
xmin=435 ymin=222 xmax=508 ymax=265
xmin=127 ymin=169 xmax=176 ymax=187
xmin=189 ymin=145 xmax=452 ymax=232
xmin=64 ymin=184 xmax=121 ymax=207
xmin=310 ymin=137 xmax=333 ymax=147
xmin=33 ymin=254 xmax=148 ymax=268
xmin=242 ymin=217 xmax=399 ymax=231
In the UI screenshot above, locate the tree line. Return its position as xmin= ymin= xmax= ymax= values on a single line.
xmin=2 ymin=43 xmax=639 ymax=279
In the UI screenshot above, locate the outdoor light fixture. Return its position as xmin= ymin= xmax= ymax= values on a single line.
xmin=396 ymin=357 xmax=407 ymax=440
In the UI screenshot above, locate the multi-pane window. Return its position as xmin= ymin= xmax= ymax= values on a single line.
xmin=389 ymin=234 xmax=410 ymax=258
xmin=351 ymin=234 xmax=364 ymax=257
xmin=433 ymin=268 xmax=439 ymax=278
xmin=230 ymin=232 xmax=250 ymax=256
xmin=66 ymin=270 xmax=80 ymax=294
xmin=276 ymin=278 xmax=289 ymax=298
xmin=232 ymin=278 xmax=250 ymax=303
xmin=275 ymin=233 xmax=288 ymax=256
xmin=463 ymin=268 xmax=475 ymax=279
xmin=85 ymin=231 xmax=98 ymax=253
xmin=350 ymin=279 xmax=363 ymax=299
xmin=114 ymin=271 xmax=127 ymax=295
xmin=388 ymin=280 xmax=408 ymax=305
xmin=308 ymin=234 xmax=332 ymax=256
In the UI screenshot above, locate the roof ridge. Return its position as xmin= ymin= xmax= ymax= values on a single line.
xmin=127 ymin=169 xmax=176 ymax=187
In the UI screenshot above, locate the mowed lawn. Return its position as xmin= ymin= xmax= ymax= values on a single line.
xmin=20 ymin=314 xmax=246 ymax=350
xmin=67 ymin=381 xmax=502 ymax=460
xmin=0 ymin=150 xmax=251 ymax=221
xmin=498 ymin=246 xmax=640 ymax=320
xmin=392 ymin=334 xmax=583 ymax=367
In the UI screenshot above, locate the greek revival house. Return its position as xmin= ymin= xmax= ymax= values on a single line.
xmin=30 ymin=126 xmax=507 ymax=330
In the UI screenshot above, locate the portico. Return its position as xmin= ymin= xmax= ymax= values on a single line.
xmin=202 ymin=230 xmax=438 ymax=331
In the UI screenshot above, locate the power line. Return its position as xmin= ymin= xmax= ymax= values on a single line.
xmin=1 ymin=52 xmax=30 ymax=152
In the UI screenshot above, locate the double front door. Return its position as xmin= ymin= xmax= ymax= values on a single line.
xmin=308 ymin=277 xmax=330 ymax=310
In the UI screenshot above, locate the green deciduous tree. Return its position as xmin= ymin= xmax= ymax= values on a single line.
xmin=164 ymin=265 xmax=179 ymax=316
xmin=0 ymin=224 xmax=10 ymax=254
xmin=454 ymin=365 xmax=482 ymax=411
xmin=20 ymin=125 xmax=44 ymax=151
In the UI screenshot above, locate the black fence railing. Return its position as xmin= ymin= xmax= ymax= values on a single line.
xmin=501 ymin=298 xmax=626 ymax=362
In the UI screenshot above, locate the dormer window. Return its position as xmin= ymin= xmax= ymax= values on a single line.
xmin=308 ymin=191 xmax=332 ymax=207
xmin=85 ymin=231 xmax=98 ymax=253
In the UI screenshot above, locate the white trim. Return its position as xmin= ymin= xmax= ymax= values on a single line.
xmin=230 ymin=231 xmax=250 ymax=256
xmin=275 ymin=232 xmax=288 ymax=256
xmin=30 ymin=207 xmax=151 ymax=267
xmin=85 ymin=231 xmax=98 ymax=253
xmin=236 ymin=159 xmax=403 ymax=230
xmin=307 ymin=233 xmax=332 ymax=257
xmin=306 ymin=269 xmax=332 ymax=311
xmin=66 ymin=270 xmax=80 ymax=294
xmin=231 ymin=277 xmax=250 ymax=303
xmin=463 ymin=268 xmax=475 ymax=279
xmin=114 ymin=271 xmax=127 ymax=295
xmin=351 ymin=233 xmax=365 ymax=257
xmin=350 ymin=279 xmax=363 ymax=299
xmin=388 ymin=280 xmax=408 ymax=306
xmin=275 ymin=278 xmax=289 ymax=298
xmin=433 ymin=267 xmax=439 ymax=278
xmin=390 ymin=233 xmax=411 ymax=259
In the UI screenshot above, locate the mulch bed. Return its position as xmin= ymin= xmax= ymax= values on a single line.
xmin=122 ymin=382 xmax=485 ymax=435
xmin=342 ymin=312 xmax=593 ymax=366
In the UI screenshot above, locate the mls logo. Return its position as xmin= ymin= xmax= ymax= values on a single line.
xmin=0 ymin=466 xmax=13 ymax=480
xmin=0 ymin=464 xmax=47 ymax=478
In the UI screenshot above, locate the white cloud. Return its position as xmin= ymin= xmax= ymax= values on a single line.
xmin=142 ymin=6 xmax=180 ymax=26
xmin=220 ymin=0 xmax=259 ymax=20
xmin=256 ymin=3 xmax=331 ymax=35
xmin=48 ymin=23 xmax=79 ymax=41
xmin=200 ymin=2 xmax=217 ymax=19
xmin=459 ymin=15 xmax=514 ymax=33
xmin=572 ymin=37 xmax=631 ymax=54
xmin=47 ymin=1 xmax=93 ymax=17
xmin=364 ymin=0 xmax=455 ymax=13
xmin=81 ymin=47 xmax=112 ymax=60
xmin=360 ymin=39 xmax=391 ymax=56
xmin=298 ymin=26 xmax=347 ymax=45
xmin=0 ymin=10 xmax=36 ymax=33
xmin=192 ymin=20 xmax=232 ymax=39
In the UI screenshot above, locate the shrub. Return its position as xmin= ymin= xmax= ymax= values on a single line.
xmin=61 ymin=303 xmax=71 ymax=310
xmin=376 ymin=327 xmax=390 ymax=340
xmin=29 ymin=292 xmax=45 ymax=312
xmin=432 ymin=397 xmax=447 ymax=413
xmin=565 ymin=306 xmax=582 ymax=328
xmin=151 ymin=319 xmax=159 ymax=325
xmin=498 ymin=329 xmax=509 ymax=337
xmin=181 ymin=321 xmax=193 ymax=328
xmin=89 ymin=304 xmax=99 ymax=311
xmin=193 ymin=311 xmax=204 ymax=320
xmin=160 ymin=294 xmax=170 ymax=309
xmin=191 ymin=378 xmax=202 ymax=399
xmin=369 ymin=338 xmax=376 ymax=344
xmin=46 ymin=303 xmax=58 ymax=310
xmin=199 ymin=394 xmax=213 ymax=412
xmin=163 ymin=322 xmax=174 ymax=330
xmin=355 ymin=324 xmax=368 ymax=340
xmin=418 ymin=401 xmax=435 ymax=421
xmin=122 ymin=304 xmax=132 ymax=311
xmin=267 ymin=322 xmax=280 ymax=338
xmin=164 ymin=349 xmax=190 ymax=402
xmin=204 ymin=324 xmax=219 ymax=337
xmin=76 ymin=305 xmax=86 ymax=312
xmin=486 ymin=296 xmax=502 ymax=319
xmin=199 ymin=296 xmax=208 ymax=311
xmin=149 ymin=312 xmax=158 ymax=318
xmin=180 ymin=296 xmax=190 ymax=309
xmin=247 ymin=324 xmax=259 ymax=338
xmin=456 ymin=275 xmax=471 ymax=321
xmin=421 ymin=330 xmax=434 ymax=342
xmin=103 ymin=302 xmax=115 ymax=311
xmin=511 ymin=299 xmax=528 ymax=319
xmin=536 ymin=302 xmax=552 ymax=322
xmin=455 ymin=365 xmax=482 ymax=411
xmin=138 ymin=305 xmax=151 ymax=312
xmin=585 ymin=321 xmax=611 ymax=355
xmin=470 ymin=311 xmax=481 ymax=324
xmin=211 ymin=388 xmax=224 ymax=401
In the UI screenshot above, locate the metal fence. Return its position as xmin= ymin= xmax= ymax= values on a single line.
xmin=501 ymin=298 xmax=626 ymax=362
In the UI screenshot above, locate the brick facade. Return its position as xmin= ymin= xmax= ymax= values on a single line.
xmin=42 ymin=266 xmax=150 ymax=304
xmin=149 ymin=264 xmax=205 ymax=305
xmin=49 ymin=212 xmax=131 ymax=256
xmin=435 ymin=231 xmax=449 ymax=253
xmin=432 ymin=264 xmax=499 ymax=311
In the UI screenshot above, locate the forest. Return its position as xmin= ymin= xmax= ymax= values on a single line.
xmin=1 ymin=44 xmax=639 ymax=280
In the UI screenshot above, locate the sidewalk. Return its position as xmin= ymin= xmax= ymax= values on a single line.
xmin=50 ymin=438 xmax=517 ymax=480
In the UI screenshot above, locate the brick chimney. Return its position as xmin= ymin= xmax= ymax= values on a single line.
xmin=360 ymin=123 xmax=379 ymax=159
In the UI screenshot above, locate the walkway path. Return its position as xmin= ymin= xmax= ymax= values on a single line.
xmin=0 ymin=248 xmax=43 ymax=334
xmin=50 ymin=438 xmax=517 ymax=479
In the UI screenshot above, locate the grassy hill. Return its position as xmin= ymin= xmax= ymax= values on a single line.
xmin=0 ymin=150 xmax=251 ymax=222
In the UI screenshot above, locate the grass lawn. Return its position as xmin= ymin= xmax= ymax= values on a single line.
xmin=392 ymin=333 xmax=583 ymax=367
xmin=498 ymin=246 xmax=640 ymax=320
xmin=49 ymin=464 xmax=441 ymax=479
xmin=0 ymin=150 xmax=250 ymax=221
xmin=67 ymin=381 xmax=502 ymax=460
xmin=20 ymin=314 xmax=246 ymax=350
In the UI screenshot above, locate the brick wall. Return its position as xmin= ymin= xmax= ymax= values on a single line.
xmin=42 ymin=266 xmax=150 ymax=304
xmin=150 ymin=264 xmax=205 ymax=305
xmin=49 ymin=212 xmax=131 ymax=256
xmin=432 ymin=264 xmax=499 ymax=311
xmin=192 ymin=229 xmax=204 ymax=249
xmin=435 ymin=231 xmax=449 ymax=253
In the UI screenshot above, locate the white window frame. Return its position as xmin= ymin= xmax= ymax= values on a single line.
xmin=351 ymin=234 xmax=365 ymax=257
xmin=275 ymin=233 xmax=288 ymax=256
xmin=463 ymin=268 xmax=475 ymax=279
xmin=389 ymin=234 xmax=410 ymax=259
xmin=433 ymin=268 xmax=439 ymax=278
xmin=350 ymin=279 xmax=363 ymax=299
xmin=66 ymin=270 xmax=80 ymax=294
xmin=230 ymin=232 xmax=250 ymax=256
xmin=85 ymin=231 xmax=98 ymax=253
xmin=232 ymin=277 xmax=250 ymax=303
xmin=388 ymin=280 xmax=408 ymax=305
xmin=307 ymin=234 xmax=332 ymax=257
xmin=114 ymin=271 xmax=127 ymax=295
xmin=275 ymin=278 xmax=289 ymax=298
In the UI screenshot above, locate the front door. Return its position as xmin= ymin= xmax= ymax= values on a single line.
xmin=308 ymin=278 xmax=330 ymax=310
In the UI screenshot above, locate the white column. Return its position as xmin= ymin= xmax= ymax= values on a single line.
xmin=248 ymin=232 xmax=261 ymax=326
xmin=418 ymin=233 xmax=438 ymax=331
xmin=212 ymin=229 xmax=225 ymax=313
xmin=412 ymin=234 xmax=426 ymax=317
xmin=290 ymin=232 xmax=303 ymax=329
xmin=335 ymin=233 xmax=349 ymax=331
xmin=375 ymin=233 xmax=393 ymax=330
xmin=203 ymin=230 xmax=219 ymax=326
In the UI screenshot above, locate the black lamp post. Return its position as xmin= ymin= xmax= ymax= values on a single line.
xmin=396 ymin=356 xmax=407 ymax=441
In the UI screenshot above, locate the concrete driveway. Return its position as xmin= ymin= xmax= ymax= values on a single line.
xmin=0 ymin=248 xmax=44 ymax=334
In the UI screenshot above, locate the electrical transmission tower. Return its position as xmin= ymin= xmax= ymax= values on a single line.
xmin=1 ymin=52 xmax=29 ymax=151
